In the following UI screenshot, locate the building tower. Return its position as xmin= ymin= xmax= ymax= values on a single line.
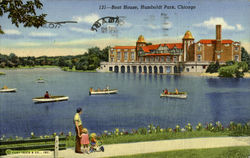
xmin=182 ymin=31 xmax=194 ymax=62
xmin=215 ymin=25 xmax=222 ymax=61
xmin=136 ymin=35 xmax=147 ymax=61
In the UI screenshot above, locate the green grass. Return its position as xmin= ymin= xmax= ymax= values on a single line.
xmin=0 ymin=72 xmax=5 ymax=75
xmin=109 ymin=146 xmax=250 ymax=158
xmin=100 ymin=131 xmax=231 ymax=145
xmin=62 ymin=129 xmax=249 ymax=147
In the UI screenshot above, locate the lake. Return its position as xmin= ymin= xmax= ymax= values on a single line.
xmin=0 ymin=68 xmax=250 ymax=138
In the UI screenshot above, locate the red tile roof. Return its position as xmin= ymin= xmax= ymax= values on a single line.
xmin=141 ymin=44 xmax=160 ymax=52
xmin=113 ymin=46 xmax=136 ymax=49
xmin=198 ymin=39 xmax=233 ymax=44
xmin=141 ymin=43 xmax=183 ymax=53
xmin=160 ymin=43 xmax=183 ymax=49
xmin=145 ymin=53 xmax=171 ymax=56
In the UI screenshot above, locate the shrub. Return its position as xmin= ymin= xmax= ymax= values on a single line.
xmin=238 ymin=61 xmax=248 ymax=72
xmin=175 ymin=125 xmax=180 ymax=132
xmin=206 ymin=61 xmax=220 ymax=73
xmin=185 ymin=123 xmax=192 ymax=132
xmin=196 ymin=123 xmax=203 ymax=131
xmin=218 ymin=64 xmax=239 ymax=77
xmin=138 ymin=127 xmax=147 ymax=135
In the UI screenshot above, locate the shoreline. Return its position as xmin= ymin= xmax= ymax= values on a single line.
xmin=1 ymin=67 xmax=250 ymax=78
xmin=181 ymin=72 xmax=250 ymax=78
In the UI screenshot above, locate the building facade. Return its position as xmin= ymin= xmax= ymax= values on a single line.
xmin=100 ymin=25 xmax=241 ymax=74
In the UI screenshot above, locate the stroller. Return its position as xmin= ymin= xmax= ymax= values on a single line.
xmin=89 ymin=133 xmax=104 ymax=153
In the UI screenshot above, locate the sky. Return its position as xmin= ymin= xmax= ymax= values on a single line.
xmin=0 ymin=0 xmax=249 ymax=57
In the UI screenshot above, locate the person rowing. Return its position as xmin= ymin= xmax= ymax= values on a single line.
xmin=175 ymin=88 xmax=179 ymax=94
xmin=164 ymin=89 xmax=168 ymax=94
xmin=44 ymin=91 xmax=50 ymax=98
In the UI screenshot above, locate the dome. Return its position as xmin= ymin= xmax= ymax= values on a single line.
xmin=183 ymin=31 xmax=194 ymax=40
xmin=137 ymin=35 xmax=146 ymax=43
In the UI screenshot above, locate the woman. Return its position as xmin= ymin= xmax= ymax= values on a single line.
xmin=74 ymin=107 xmax=83 ymax=153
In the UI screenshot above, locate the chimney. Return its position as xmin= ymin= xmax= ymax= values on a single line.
xmin=216 ymin=25 xmax=221 ymax=41
xmin=215 ymin=25 xmax=222 ymax=52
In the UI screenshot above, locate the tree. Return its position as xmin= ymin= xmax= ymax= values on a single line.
xmin=206 ymin=61 xmax=220 ymax=73
xmin=0 ymin=0 xmax=47 ymax=34
xmin=241 ymin=47 xmax=250 ymax=70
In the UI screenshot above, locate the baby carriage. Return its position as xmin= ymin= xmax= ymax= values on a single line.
xmin=89 ymin=133 xmax=104 ymax=153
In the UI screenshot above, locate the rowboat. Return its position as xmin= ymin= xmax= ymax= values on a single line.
xmin=0 ymin=88 xmax=17 ymax=93
xmin=32 ymin=96 xmax=69 ymax=103
xmin=36 ymin=79 xmax=45 ymax=83
xmin=89 ymin=89 xmax=118 ymax=95
xmin=36 ymin=78 xmax=45 ymax=83
xmin=160 ymin=92 xmax=187 ymax=99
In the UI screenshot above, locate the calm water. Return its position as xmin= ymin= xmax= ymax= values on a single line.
xmin=0 ymin=68 xmax=250 ymax=137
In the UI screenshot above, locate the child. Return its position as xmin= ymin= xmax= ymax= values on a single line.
xmin=90 ymin=133 xmax=104 ymax=153
xmin=80 ymin=128 xmax=90 ymax=154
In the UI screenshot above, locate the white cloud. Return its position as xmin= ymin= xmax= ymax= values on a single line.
xmin=147 ymin=24 xmax=161 ymax=30
xmin=193 ymin=17 xmax=238 ymax=30
xmin=15 ymin=42 xmax=41 ymax=47
xmin=162 ymin=21 xmax=172 ymax=29
xmin=121 ymin=21 xmax=132 ymax=28
xmin=69 ymin=27 xmax=94 ymax=34
xmin=29 ymin=32 xmax=57 ymax=37
xmin=72 ymin=13 xmax=100 ymax=24
xmin=54 ymin=38 xmax=135 ymax=48
xmin=0 ymin=48 xmax=85 ymax=57
xmin=236 ymin=24 xmax=244 ymax=31
xmin=4 ymin=29 xmax=21 ymax=35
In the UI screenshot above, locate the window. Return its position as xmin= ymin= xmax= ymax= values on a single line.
xmin=203 ymin=65 xmax=206 ymax=69
xmin=198 ymin=46 xmax=202 ymax=51
xmin=207 ymin=44 xmax=212 ymax=46
xmin=173 ymin=56 xmax=177 ymax=62
xmin=234 ymin=55 xmax=239 ymax=61
xmin=161 ymin=56 xmax=164 ymax=62
xmin=217 ymin=54 xmax=221 ymax=60
xmin=124 ymin=52 xmax=128 ymax=61
xmin=166 ymin=56 xmax=171 ymax=62
xmin=151 ymin=57 xmax=154 ymax=62
xmin=131 ymin=52 xmax=134 ymax=60
xmin=156 ymin=56 xmax=159 ymax=62
xmin=111 ymin=58 xmax=113 ymax=62
xmin=191 ymin=66 xmax=194 ymax=69
xmin=235 ymin=47 xmax=239 ymax=51
xmin=197 ymin=55 xmax=202 ymax=61
xmin=117 ymin=52 xmax=121 ymax=60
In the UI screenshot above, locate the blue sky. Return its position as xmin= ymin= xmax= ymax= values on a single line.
xmin=0 ymin=0 xmax=249 ymax=56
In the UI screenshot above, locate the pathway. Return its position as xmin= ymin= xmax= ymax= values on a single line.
xmin=2 ymin=136 xmax=250 ymax=158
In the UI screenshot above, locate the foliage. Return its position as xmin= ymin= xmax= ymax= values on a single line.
xmin=1 ymin=121 xmax=250 ymax=152
xmin=218 ymin=62 xmax=246 ymax=78
xmin=0 ymin=0 xmax=47 ymax=34
xmin=241 ymin=47 xmax=250 ymax=70
xmin=0 ymin=46 xmax=109 ymax=71
xmin=206 ymin=61 xmax=220 ymax=73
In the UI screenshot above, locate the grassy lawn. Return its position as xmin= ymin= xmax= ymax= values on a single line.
xmin=100 ymin=130 xmax=231 ymax=145
xmin=62 ymin=129 xmax=250 ymax=147
xmin=0 ymin=72 xmax=5 ymax=75
xmin=110 ymin=146 xmax=250 ymax=158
